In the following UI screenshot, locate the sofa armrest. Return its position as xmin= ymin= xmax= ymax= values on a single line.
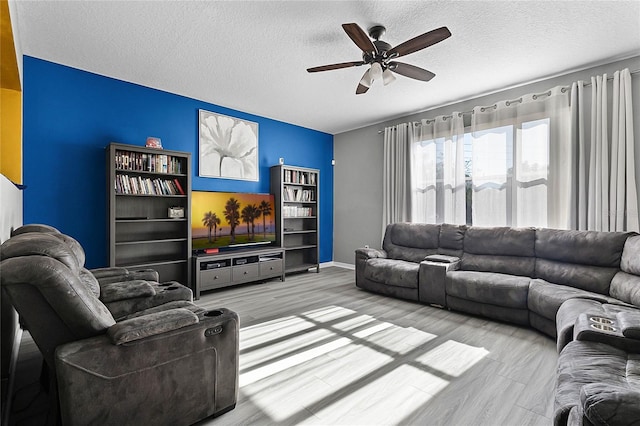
xmin=424 ymin=254 xmax=460 ymax=264
xmin=418 ymin=257 xmax=460 ymax=307
xmin=100 ymin=280 xmax=156 ymax=303
xmin=355 ymin=247 xmax=387 ymax=260
xmin=107 ymin=308 xmax=199 ymax=344
xmin=581 ymin=383 xmax=640 ymax=426
xmin=91 ymin=267 xmax=160 ymax=284
xmin=616 ymin=311 xmax=640 ymax=339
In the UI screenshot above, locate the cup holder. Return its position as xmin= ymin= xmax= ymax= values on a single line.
xmin=589 ymin=316 xmax=614 ymax=325
xmin=590 ymin=323 xmax=617 ymax=332
xmin=205 ymin=310 xmax=224 ymax=317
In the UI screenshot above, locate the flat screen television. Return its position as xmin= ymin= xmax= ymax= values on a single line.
xmin=191 ymin=190 xmax=276 ymax=253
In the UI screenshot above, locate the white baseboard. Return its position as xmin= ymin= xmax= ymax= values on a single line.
xmin=321 ymin=261 xmax=354 ymax=270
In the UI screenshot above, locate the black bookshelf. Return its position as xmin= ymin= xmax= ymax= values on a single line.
xmin=270 ymin=164 xmax=320 ymax=274
xmin=106 ymin=143 xmax=192 ymax=287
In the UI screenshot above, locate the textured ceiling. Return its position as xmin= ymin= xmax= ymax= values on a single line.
xmin=11 ymin=0 xmax=640 ymax=134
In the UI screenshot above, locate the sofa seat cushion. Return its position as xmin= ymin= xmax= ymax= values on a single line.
xmin=554 ymin=340 xmax=640 ymax=426
xmin=447 ymin=296 xmax=529 ymax=325
xmin=362 ymin=258 xmax=419 ymax=289
xmin=445 ymin=271 xmax=530 ymax=309
xmin=527 ymin=279 xmax=612 ymax=322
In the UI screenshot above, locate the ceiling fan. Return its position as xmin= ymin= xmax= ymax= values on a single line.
xmin=307 ymin=23 xmax=451 ymax=94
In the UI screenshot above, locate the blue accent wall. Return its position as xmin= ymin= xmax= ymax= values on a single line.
xmin=23 ymin=56 xmax=333 ymax=268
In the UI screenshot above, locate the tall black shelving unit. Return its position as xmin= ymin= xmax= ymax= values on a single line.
xmin=106 ymin=142 xmax=192 ymax=287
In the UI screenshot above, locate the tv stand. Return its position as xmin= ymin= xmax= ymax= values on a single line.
xmin=193 ymin=247 xmax=285 ymax=299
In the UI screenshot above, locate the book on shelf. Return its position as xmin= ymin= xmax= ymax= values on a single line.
xmin=283 ymin=206 xmax=314 ymax=217
xmin=115 ymin=174 xmax=185 ymax=196
xmin=283 ymin=186 xmax=315 ymax=202
xmin=115 ymin=150 xmax=183 ymax=174
xmin=173 ymin=178 xmax=185 ymax=195
xmin=283 ymin=169 xmax=317 ymax=186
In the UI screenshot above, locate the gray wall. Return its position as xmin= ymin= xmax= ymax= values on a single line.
xmin=333 ymin=56 xmax=640 ymax=265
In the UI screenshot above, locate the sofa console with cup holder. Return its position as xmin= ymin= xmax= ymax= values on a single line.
xmin=356 ymin=223 xmax=640 ymax=426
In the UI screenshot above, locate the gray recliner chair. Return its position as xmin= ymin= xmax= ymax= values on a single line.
xmin=4 ymin=226 xmax=193 ymax=320
xmin=1 ymin=248 xmax=239 ymax=425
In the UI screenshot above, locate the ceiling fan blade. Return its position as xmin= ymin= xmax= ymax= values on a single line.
xmin=307 ymin=61 xmax=365 ymax=73
xmin=356 ymin=83 xmax=369 ymax=95
xmin=388 ymin=62 xmax=436 ymax=81
xmin=342 ymin=23 xmax=377 ymax=54
xmin=387 ymin=26 xmax=451 ymax=58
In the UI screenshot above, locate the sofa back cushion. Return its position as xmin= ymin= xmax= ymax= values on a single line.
xmin=610 ymin=235 xmax=640 ymax=306
xmin=382 ymin=223 xmax=440 ymax=262
xmin=438 ymin=224 xmax=466 ymax=257
xmin=461 ymin=226 xmax=536 ymax=277
xmin=535 ymin=228 xmax=631 ymax=267
xmin=609 ymin=272 xmax=640 ymax=307
xmin=535 ymin=229 xmax=632 ymax=294
xmin=620 ymin=234 xmax=640 ymax=275
xmin=1 ymin=233 xmax=81 ymax=272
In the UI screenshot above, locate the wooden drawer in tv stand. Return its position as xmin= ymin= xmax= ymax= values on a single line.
xmin=193 ymin=247 xmax=285 ymax=299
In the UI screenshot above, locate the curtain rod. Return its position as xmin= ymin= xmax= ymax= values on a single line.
xmin=378 ymin=68 xmax=640 ymax=134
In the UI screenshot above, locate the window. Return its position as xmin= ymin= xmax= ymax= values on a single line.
xmin=412 ymin=118 xmax=551 ymax=227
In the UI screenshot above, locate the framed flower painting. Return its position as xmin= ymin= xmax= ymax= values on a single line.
xmin=198 ymin=109 xmax=259 ymax=181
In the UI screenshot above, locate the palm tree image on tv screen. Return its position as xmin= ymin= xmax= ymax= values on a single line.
xmin=192 ymin=191 xmax=276 ymax=251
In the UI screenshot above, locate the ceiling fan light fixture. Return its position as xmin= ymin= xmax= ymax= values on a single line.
xmin=359 ymin=69 xmax=373 ymax=88
xmin=370 ymin=62 xmax=383 ymax=82
xmin=382 ymin=68 xmax=396 ymax=85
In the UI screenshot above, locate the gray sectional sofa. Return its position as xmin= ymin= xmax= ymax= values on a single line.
xmin=355 ymin=223 xmax=640 ymax=426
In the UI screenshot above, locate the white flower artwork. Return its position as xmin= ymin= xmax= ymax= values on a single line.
xmin=198 ymin=110 xmax=259 ymax=181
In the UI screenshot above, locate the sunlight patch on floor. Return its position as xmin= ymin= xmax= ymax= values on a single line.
xmin=352 ymin=321 xmax=394 ymax=338
xmin=301 ymin=305 xmax=358 ymax=323
xmin=331 ymin=314 xmax=378 ymax=332
xmin=307 ymin=364 xmax=442 ymax=425
xmin=354 ymin=322 xmax=438 ymax=355
xmin=415 ymin=339 xmax=489 ymax=377
xmin=240 ymin=328 xmax=339 ymax=371
xmin=240 ymin=336 xmax=353 ymax=386
xmin=240 ymin=367 xmax=333 ymax=422
xmin=240 ymin=315 xmax=316 ymax=350
xmin=237 ymin=306 xmax=488 ymax=424
xmin=240 ymin=345 xmax=394 ymax=423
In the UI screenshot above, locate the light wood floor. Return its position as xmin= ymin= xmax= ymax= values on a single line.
xmin=195 ymin=266 xmax=557 ymax=426
xmin=8 ymin=266 xmax=557 ymax=425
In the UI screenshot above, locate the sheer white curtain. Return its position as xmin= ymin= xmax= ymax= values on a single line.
xmin=470 ymin=86 xmax=572 ymax=228
xmin=572 ymin=68 xmax=638 ymax=232
xmin=382 ymin=123 xmax=411 ymax=234
xmin=410 ymin=114 xmax=466 ymax=224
